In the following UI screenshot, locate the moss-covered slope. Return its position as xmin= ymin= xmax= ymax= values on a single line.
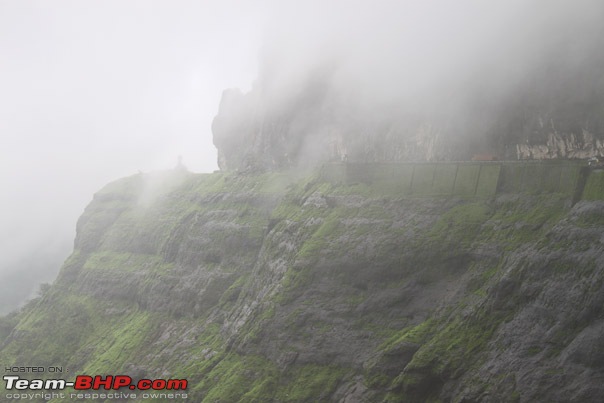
xmin=2 ymin=166 xmax=604 ymax=402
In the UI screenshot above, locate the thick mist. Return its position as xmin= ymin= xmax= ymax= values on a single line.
xmin=0 ymin=0 xmax=266 ymax=313
xmin=212 ymin=0 xmax=604 ymax=170
xmin=258 ymin=0 xmax=603 ymax=111
xmin=3 ymin=0 xmax=603 ymax=313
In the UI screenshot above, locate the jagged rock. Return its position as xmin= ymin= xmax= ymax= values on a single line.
xmin=516 ymin=130 xmax=604 ymax=160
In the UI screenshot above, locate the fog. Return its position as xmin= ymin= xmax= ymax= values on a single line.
xmin=0 ymin=0 xmax=266 ymax=313
xmin=213 ymin=0 xmax=603 ymax=170
xmin=2 ymin=0 xmax=602 ymax=313
xmin=257 ymin=0 xmax=603 ymax=123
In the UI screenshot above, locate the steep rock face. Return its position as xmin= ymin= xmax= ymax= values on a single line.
xmin=212 ymin=79 xmax=604 ymax=169
xmin=63 ymin=170 xmax=288 ymax=317
xmin=516 ymin=130 xmax=604 ymax=160
xmin=213 ymin=32 xmax=604 ymax=169
xmin=212 ymin=80 xmax=465 ymax=172
xmin=2 ymin=166 xmax=604 ymax=401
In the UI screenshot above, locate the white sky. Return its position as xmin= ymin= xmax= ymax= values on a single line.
xmin=0 ymin=0 xmax=269 ymax=297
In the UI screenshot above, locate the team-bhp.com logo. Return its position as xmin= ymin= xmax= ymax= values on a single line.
xmin=4 ymin=375 xmax=187 ymax=390
xmin=4 ymin=375 xmax=188 ymax=400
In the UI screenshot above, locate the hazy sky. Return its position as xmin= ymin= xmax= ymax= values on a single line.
xmin=1 ymin=0 xmax=601 ymax=311
xmin=0 ymin=0 xmax=269 ymax=307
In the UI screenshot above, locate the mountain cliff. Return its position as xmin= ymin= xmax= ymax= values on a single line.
xmin=212 ymin=15 xmax=604 ymax=171
xmin=3 ymin=163 xmax=604 ymax=402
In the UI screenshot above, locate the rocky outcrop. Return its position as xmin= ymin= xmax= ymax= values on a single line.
xmin=213 ymin=27 xmax=604 ymax=170
xmin=213 ymin=85 xmax=604 ymax=169
xmin=516 ymin=130 xmax=604 ymax=160
xmin=211 ymin=69 xmax=462 ymax=171
xmin=212 ymin=77 xmax=604 ymax=169
xmin=212 ymin=90 xmax=468 ymax=172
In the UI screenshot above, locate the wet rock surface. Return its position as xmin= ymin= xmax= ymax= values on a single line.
xmin=3 ymin=170 xmax=604 ymax=401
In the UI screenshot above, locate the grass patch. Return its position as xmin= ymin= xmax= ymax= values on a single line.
xmin=428 ymin=202 xmax=492 ymax=248
xmin=582 ymin=169 xmax=604 ymax=200
xmin=275 ymin=364 xmax=348 ymax=402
